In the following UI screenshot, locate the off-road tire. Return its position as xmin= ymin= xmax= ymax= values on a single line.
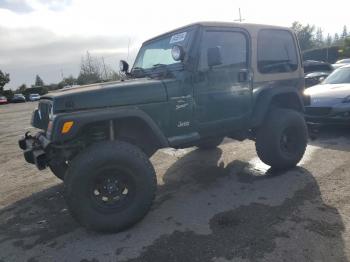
xmin=49 ymin=161 xmax=68 ymax=180
xmin=255 ymin=108 xmax=307 ymax=169
xmin=197 ymin=137 xmax=223 ymax=150
xmin=64 ymin=141 xmax=157 ymax=232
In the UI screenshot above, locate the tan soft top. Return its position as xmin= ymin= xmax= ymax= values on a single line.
xmin=144 ymin=21 xmax=292 ymax=43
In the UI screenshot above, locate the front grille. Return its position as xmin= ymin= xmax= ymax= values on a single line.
xmin=305 ymin=107 xmax=332 ymax=117
xmin=37 ymin=101 xmax=52 ymax=130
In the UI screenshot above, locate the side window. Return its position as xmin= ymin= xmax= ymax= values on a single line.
xmin=258 ymin=29 xmax=298 ymax=74
xmin=199 ymin=31 xmax=247 ymax=70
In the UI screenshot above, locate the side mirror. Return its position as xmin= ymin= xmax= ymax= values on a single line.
xmin=207 ymin=46 xmax=222 ymax=67
xmin=171 ymin=45 xmax=185 ymax=61
xmin=119 ymin=60 xmax=129 ymax=73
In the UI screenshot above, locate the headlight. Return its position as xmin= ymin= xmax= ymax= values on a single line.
xmin=303 ymin=89 xmax=310 ymax=96
xmin=171 ymin=45 xmax=185 ymax=61
xmin=342 ymin=95 xmax=350 ymax=103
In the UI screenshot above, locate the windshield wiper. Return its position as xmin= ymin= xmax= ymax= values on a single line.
xmin=131 ymin=67 xmax=147 ymax=78
xmin=150 ymin=64 xmax=172 ymax=78
xmin=152 ymin=63 xmax=167 ymax=68
xmin=132 ymin=67 xmax=146 ymax=73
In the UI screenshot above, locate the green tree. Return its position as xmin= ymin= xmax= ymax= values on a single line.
xmin=64 ymin=75 xmax=77 ymax=86
xmin=108 ymin=70 xmax=121 ymax=81
xmin=334 ymin=33 xmax=340 ymax=44
xmin=341 ymin=37 xmax=350 ymax=58
xmin=291 ymin=22 xmax=316 ymax=50
xmin=35 ymin=75 xmax=44 ymax=87
xmin=315 ymin=27 xmax=324 ymax=47
xmin=341 ymin=25 xmax=348 ymax=39
xmin=0 ymin=70 xmax=10 ymax=94
xmin=326 ymin=33 xmax=333 ymax=46
xmin=58 ymin=75 xmax=78 ymax=89
xmin=77 ymin=51 xmax=102 ymax=85
xmin=2 ymin=89 xmax=14 ymax=100
xmin=17 ymin=84 xmax=27 ymax=93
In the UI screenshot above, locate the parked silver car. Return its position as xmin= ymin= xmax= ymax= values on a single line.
xmin=305 ymin=65 xmax=350 ymax=125
xmin=29 ymin=93 xmax=41 ymax=101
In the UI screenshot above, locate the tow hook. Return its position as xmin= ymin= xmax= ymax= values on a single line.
xmin=18 ymin=131 xmax=48 ymax=170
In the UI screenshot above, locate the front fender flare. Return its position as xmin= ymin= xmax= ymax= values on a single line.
xmin=50 ymin=108 xmax=169 ymax=147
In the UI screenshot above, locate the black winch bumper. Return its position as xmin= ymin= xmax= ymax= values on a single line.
xmin=18 ymin=132 xmax=50 ymax=170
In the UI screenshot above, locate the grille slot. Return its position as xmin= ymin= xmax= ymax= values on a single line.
xmin=38 ymin=101 xmax=52 ymax=130
xmin=305 ymin=107 xmax=332 ymax=117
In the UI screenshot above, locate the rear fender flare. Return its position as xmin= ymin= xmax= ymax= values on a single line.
xmin=250 ymin=86 xmax=305 ymax=128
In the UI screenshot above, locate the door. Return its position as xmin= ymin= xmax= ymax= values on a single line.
xmin=193 ymin=28 xmax=252 ymax=132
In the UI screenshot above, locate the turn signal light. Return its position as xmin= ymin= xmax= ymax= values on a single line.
xmin=61 ymin=121 xmax=74 ymax=134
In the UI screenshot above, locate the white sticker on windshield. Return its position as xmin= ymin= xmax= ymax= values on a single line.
xmin=170 ymin=32 xmax=187 ymax=44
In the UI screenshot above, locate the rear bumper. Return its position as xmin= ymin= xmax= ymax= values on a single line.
xmin=18 ymin=132 xmax=50 ymax=170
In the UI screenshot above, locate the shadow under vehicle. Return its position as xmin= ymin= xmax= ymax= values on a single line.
xmin=0 ymin=148 xmax=347 ymax=261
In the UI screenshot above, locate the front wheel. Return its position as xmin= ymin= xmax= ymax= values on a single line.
xmin=64 ymin=141 xmax=157 ymax=232
xmin=255 ymin=108 xmax=307 ymax=170
xmin=48 ymin=160 xmax=68 ymax=180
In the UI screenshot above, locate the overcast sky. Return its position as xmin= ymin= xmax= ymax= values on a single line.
xmin=0 ymin=0 xmax=349 ymax=89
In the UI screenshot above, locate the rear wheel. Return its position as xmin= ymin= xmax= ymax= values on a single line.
xmin=255 ymin=108 xmax=307 ymax=169
xmin=64 ymin=141 xmax=156 ymax=232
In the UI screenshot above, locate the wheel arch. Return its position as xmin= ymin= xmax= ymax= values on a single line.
xmin=51 ymin=108 xmax=169 ymax=152
xmin=250 ymin=87 xmax=305 ymax=128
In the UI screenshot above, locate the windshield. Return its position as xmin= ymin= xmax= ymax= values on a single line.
xmin=323 ymin=67 xmax=350 ymax=84
xmin=133 ymin=29 xmax=194 ymax=70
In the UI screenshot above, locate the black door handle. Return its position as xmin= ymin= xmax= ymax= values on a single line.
xmin=238 ymin=69 xmax=249 ymax=82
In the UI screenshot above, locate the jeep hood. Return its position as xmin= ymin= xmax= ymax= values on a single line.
xmin=43 ymin=78 xmax=168 ymax=112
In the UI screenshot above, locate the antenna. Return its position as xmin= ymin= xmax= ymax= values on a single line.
xmin=127 ymin=38 xmax=131 ymax=63
xmin=101 ymin=56 xmax=108 ymax=80
xmin=60 ymin=69 xmax=64 ymax=80
xmin=234 ymin=8 xmax=245 ymax=22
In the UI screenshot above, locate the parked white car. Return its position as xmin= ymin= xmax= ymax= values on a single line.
xmin=29 ymin=93 xmax=40 ymax=101
xmin=332 ymin=58 xmax=350 ymax=70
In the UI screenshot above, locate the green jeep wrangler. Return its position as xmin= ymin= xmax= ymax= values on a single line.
xmin=19 ymin=22 xmax=308 ymax=232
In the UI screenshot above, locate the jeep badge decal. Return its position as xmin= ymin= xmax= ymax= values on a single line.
xmin=177 ymin=121 xmax=190 ymax=128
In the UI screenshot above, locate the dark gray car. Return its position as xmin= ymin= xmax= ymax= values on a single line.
xmin=11 ymin=94 xmax=26 ymax=103
xmin=305 ymin=65 xmax=350 ymax=125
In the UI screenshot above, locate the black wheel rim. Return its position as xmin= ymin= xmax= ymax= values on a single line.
xmin=90 ymin=167 xmax=135 ymax=210
xmin=280 ymin=127 xmax=298 ymax=156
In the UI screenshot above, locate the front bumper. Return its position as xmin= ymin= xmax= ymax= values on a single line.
xmin=18 ymin=132 xmax=50 ymax=170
